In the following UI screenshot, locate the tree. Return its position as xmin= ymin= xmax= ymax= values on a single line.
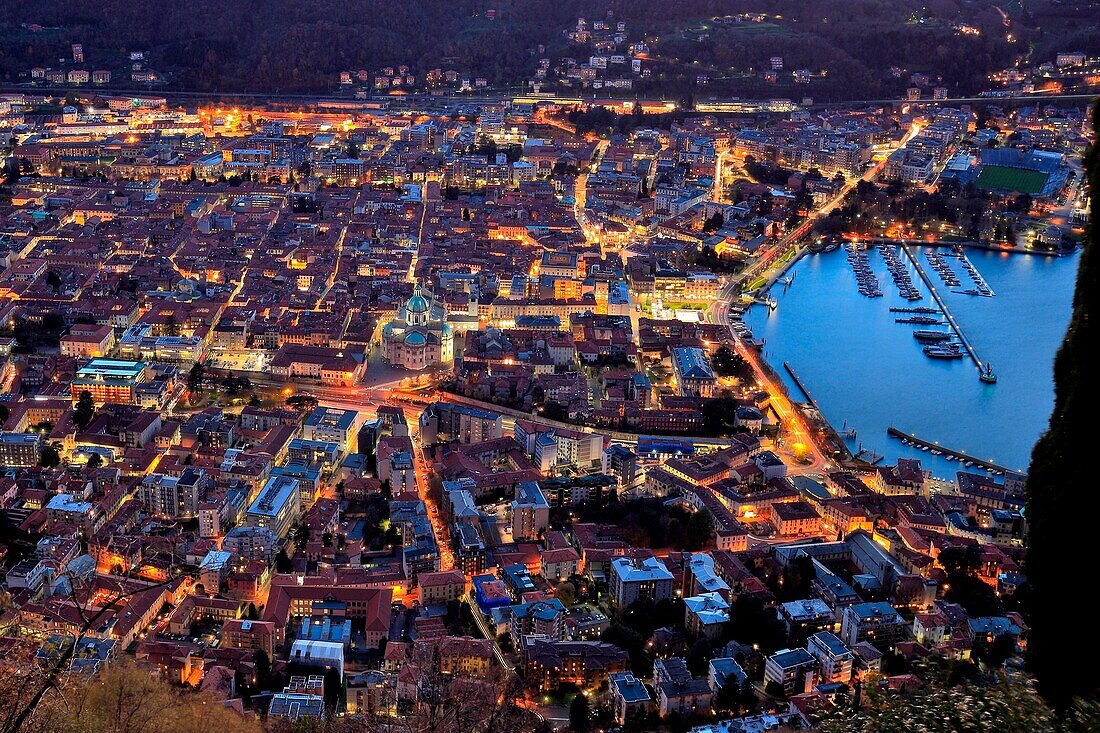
xmin=569 ymin=692 xmax=592 ymax=733
xmin=711 ymin=346 xmax=746 ymax=378
xmin=85 ymin=453 xmax=103 ymax=470
xmin=1026 ymin=100 xmax=1099 ymax=710
xmin=187 ymin=362 xmax=205 ymax=393
xmin=0 ymin=659 xmax=262 ymax=733
xmin=686 ymin=638 xmax=712 ymax=676
xmin=555 ymin=581 xmax=576 ymax=606
xmin=38 ymin=444 xmax=61 ymax=468
xmin=817 ymin=668 xmax=1054 ymax=733
xmin=274 ymin=548 xmax=294 ymax=573
xmin=72 ymin=390 xmax=95 ymax=430
xmin=253 ymin=648 xmax=273 ymax=691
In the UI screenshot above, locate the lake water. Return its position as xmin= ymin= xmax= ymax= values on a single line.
xmin=744 ymin=245 xmax=1080 ymax=479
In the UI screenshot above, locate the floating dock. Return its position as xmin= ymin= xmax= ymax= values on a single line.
xmin=887 ymin=426 xmax=1016 ymax=473
xmin=898 ymin=243 xmax=991 ymax=381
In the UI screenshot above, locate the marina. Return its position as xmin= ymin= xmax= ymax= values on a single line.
xmin=844 ymin=242 xmax=883 ymax=297
xmin=744 ymin=246 xmax=1078 ymax=476
xmin=956 ymin=248 xmax=996 ymax=296
xmin=878 ymin=243 xmax=923 ymax=301
xmin=925 ymin=249 xmax=963 ymax=288
xmin=898 ymin=242 xmax=994 ymax=381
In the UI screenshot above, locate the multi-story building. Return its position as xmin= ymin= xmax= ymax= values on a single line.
xmin=302 ymin=407 xmax=359 ymax=453
xmin=841 ymin=602 xmax=908 ymax=649
xmin=71 ymin=359 xmax=148 ymax=405
xmin=764 ymin=648 xmax=818 ymax=696
xmin=602 ymin=444 xmax=638 ymax=488
xmin=417 ymin=569 xmax=467 ymax=604
xmin=609 ymin=556 xmax=674 ymax=609
xmin=141 ymin=468 xmax=207 ymax=520
xmin=522 ymin=638 xmax=630 ymax=692
xmin=220 ymin=619 xmax=276 ymax=658
xmin=807 ymin=631 xmax=855 ymax=683
xmin=419 ymin=402 xmax=502 ymax=445
xmin=609 ymin=672 xmax=652 ymax=724
xmin=245 ymin=476 xmax=302 ymax=539
xmin=512 ymin=481 xmax=550 ymax=541
xmin=222 ymin=525 xmax=279 ymax=564
xmin=671 ymin=347 xmax=716 ymax=397
xmin=0 ymin=432 xmax=42 ymax=467
xmin=653 ymin=657 xmax=713 ymax=718
xmin=509 ymin=598 xmax=566 ymax=646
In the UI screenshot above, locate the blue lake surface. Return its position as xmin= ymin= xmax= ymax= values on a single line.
xmin=744 ymin=245 xmax=1080 ymax=479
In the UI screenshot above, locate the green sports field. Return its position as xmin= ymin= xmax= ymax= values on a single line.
xmin=976 ymin=165 xmax=1049 ymax=194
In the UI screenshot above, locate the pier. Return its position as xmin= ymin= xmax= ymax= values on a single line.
xmin=897 ymin=242 xmax=990 ymax=380
xmin=782 ymin=361 xmax=853 ymax=461
xmin=887 ymin=427 xmax=1018 ymax=474
xmin=783 ymin=361 xmax=820 ymax=410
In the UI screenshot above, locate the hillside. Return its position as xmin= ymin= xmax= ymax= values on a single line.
xmin=0 ymin=0 xmax=1095 ymax=98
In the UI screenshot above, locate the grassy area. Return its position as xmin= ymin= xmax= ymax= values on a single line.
xmin=977 ymin=165 xmax=1049 ymax=194
xmin=745 ymin=275 xmax=768 ymax=292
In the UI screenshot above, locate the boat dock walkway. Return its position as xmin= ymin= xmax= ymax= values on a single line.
xmin=897 ymin=243 xmax=989 ymax=379
xmin=887 ymin=427 xmax=1016 ymax=473
xmin=783 ymin=361 xmax=820 ymax=411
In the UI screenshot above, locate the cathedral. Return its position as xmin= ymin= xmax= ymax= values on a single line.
xmin=380 ymin=283 xmax=454 ymax=370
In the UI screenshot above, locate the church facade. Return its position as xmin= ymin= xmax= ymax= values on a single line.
xmin=380 ymin=284 xmax=455 ymax=370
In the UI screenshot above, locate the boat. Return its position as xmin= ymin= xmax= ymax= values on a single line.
xmin=913 ymin=330 xmax=952 ymax=341
xmin=964 ymin=461 xmax=975 ymax=467
xmin=823 ymin=242 xmax=840 ymax=253
xmin=923 ymin=343 xmax=965 ymax=358
xmin=921 ymin=446 xmax=930 ymax=451
xmin=931 ymin=449 xmax=942 ymax=456
xmin=980 ymin=363 xmax=998 ymax=384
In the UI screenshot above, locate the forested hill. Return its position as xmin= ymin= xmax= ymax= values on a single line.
xmin=0 ymin=0 xmax=1095 ymax=95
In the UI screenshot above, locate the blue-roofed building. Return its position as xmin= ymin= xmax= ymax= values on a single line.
xmin=807 ymin=631 xmax=855 ymax=683
xmin=811 ymin=560 xmax=861 ymax=609
xmin=609 ymin=671 xmax=653 ymax=723
xmin=419 ymin=401 xmax=502 ymax=445
xmin=610 ymin=556 xmax=674 ymax=609
xmin=764 ymin=647 xmax=818 ymax=696
xmin=671 ymin=346 xmax=716 ymax=397
xmin=246 ymin=476 xmax=301 ymax=538
xmin=380 ymin=282 xmax=454 ymax=370
xmin=71 ymin=358 xmax=148 ymax=405
xmin=708 ymin=657 xmax=747 ymax=694
xmin=502 ymin=563 xmax=537 ymax=600
xmin=778 ymin=598 xmax=836 ymax=636
xmin=684 ymin=592 xmax=730 ymax=639
xmin=472 ymin=574 xmax=511 ymax=615
xmin=515 ymin=314 xmax=561 ymax=330
xmin=509 ymin=598 xmax=566 ymax=645
xmin=512 ymin=481 xmax=550 ymax=541
xmin=302 ymin=407 xmax=359 ymax=452
xmin=968 ymin=616 xmax=1022 ymax=643
xmin=287 ymin=438 xmax=341 ymax=467
xmin=272 ymin=461 xmax=323 ymax=493
xmin=841 ymin=602 xmax=907 ymax=649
